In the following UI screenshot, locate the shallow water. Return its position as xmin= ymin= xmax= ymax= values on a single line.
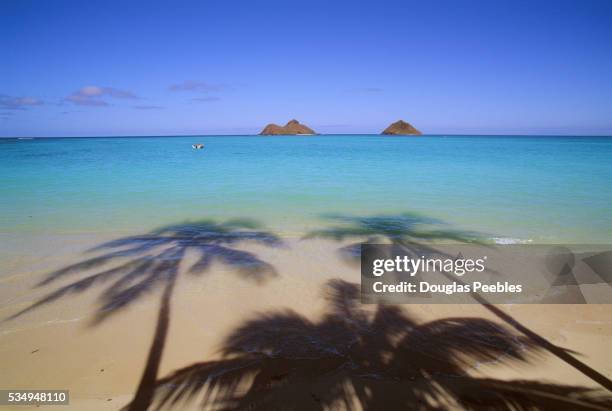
xmin=1 ymin=135 xmax=611 ymax=243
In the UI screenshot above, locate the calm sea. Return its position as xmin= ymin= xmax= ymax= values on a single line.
xmin=1 ymin=135 xmax=611 ymax=243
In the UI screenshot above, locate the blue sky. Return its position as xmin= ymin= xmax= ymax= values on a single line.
xmin=1 ymin=0 xmax=612 ymax=136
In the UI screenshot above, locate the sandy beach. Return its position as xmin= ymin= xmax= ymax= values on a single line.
xmin=1 ymin=232 xmax=611 ymax=410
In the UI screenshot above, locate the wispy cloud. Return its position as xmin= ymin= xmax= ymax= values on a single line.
xmin=65 ymin=86 xmax=137 ymax=106
xmin=132 ymin=105 xmax=165 ymax=110
xmin=192 ymin=96 xmax=220 ymax=103
xmin=169 ymin=80 xmax=225 ymax=93
xmin=0 ymin=95 xmax=44 ymax=110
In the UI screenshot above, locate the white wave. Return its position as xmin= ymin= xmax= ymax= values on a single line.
xmin=491 ymin=237 xmax=533 ymax=245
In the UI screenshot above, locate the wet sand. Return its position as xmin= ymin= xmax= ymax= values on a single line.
xmin=0 ymin=233 xmax=611 ymax=410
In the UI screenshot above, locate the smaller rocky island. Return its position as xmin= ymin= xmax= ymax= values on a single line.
xmin=260 ymin=119 xmax=317 ymax=135
xmin=381 ymin=120 xmax=422 ymax=135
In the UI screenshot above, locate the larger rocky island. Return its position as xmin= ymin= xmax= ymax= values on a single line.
xmin=381 ymin=120 xmax=422 ymax=135
xmin=260 ymin=119 xmax=317 ymax=135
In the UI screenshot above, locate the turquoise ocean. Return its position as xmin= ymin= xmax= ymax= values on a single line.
xmin=1 ymin=135 xmax=611 ymax=243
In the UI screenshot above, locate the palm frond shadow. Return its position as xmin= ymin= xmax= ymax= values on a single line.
xmin=304 ymin=212 xmax=490 ymax=261
xmin=9 ymin=219 xmax=282 ymax=324
xmin=304 ymin=212 xmax=612 ymax=392
xmin=147 ymin=280 xmax=612 ymax=411
xmin=4 ymin=218 xmax=284 ymax=411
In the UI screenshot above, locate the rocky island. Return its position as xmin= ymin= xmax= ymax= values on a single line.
xmin=260 ymin=119 xmax=316 ymax=135
xmin=381 ymin=120 xmax=422 ymax=135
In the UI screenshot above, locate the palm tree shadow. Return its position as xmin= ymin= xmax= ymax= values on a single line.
xmin=4 ymin=218 xmax=284 ymax=411
xmin=304 ymin=212 xmax=489 ymax=260
xmin=304 ymin=212 xmax=612 ymax=392
xmin=146 ymin=280 xmax=612 ymax=410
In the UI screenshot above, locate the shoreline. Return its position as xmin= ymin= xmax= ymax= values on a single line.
xmin=1 ymin=234 xmax=611 ymax=409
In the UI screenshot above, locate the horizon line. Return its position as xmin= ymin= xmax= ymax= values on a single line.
xmin=2 ymin=133 xmax=612 ymax=139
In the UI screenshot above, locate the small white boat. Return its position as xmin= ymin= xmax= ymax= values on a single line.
xmin=192 ymin=144 xmax=204 ymax=150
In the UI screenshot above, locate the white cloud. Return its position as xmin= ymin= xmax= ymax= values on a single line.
xmin=0 ymin=95 xmax=44 ymax=110
xmin=66 ymin=86 xmax=137 ymax=106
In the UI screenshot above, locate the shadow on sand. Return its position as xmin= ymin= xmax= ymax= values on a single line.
xmin=144 ymin=279 xmax=612 ymax=410
xmin=304 ymin=212 xmax=488 ymax=260
xmin=5 ymin=219 xmax=283 ymax=411
xmin=5 ymin=213 xmax=612 ymax=410
xmin=305 ymin=212 xmax=612 ymax=393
